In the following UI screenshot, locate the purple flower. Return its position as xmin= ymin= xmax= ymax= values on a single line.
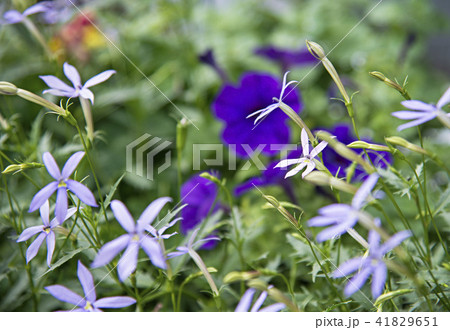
xmin=254 ymin=46 xmax=318 ymax=71
xmin=45 ymin=260 xmax=136 ymax=312
xmin=212 ymin=71 xmax=301 ymax=157
xmin=319 ymin=123 xmax=392 ymax=181
xmin=168 ymin=228 xmax=220 ymax=258
xmin=275 ymin=128 xmax=328 ymax=178
xmin=40 ymin=62 xmax=116 ymax=104
xmin=391 ymin=87 xmax=450 ymax=131
xmin=308 ymin=174 xmax=380 ymax=242
xmin=91 ymin=198 xmax=171 ymax=281
xmin=235 ymin=287 xmax=285 ymax=312
xmin=333 ymin=219 xmax=411 ymax=298
xmin=146 ymin=218 xmax=180 ymax=241
xmin=28 ymin=151 xmax=98 ymax=225
xmin=2 ymin=2 xmax=50 ymax=24
xmin=17 ymin=201 xmax=77 ymax=267
xmin=40 ymin=0 xmax=76 ymax=24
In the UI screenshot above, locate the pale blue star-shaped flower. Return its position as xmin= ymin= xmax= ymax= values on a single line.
xmin=391 ymin=87 xmax=450 ymax=131
xmin=28 ymin=151 xmax=98 ymax=225
xmin=91 ymin=198 xmax=171 ymax=282
xmin=2 ymin=2 xmax=50 ymax=24
xmin=45 ymin=260 xmax=136 ymax=312
xmin=246 ymin=71 xmax=298 ymax=124
xmin=40 ymin=62 xmax=116 ymax=104
xmin=275 ymin=128 xmax=328 ymax=178
xmin=235 ymin=287 xmax=285 ymax=312
xmin=333 ymin=219 xmax=411 ymax=298
xmin=308 ymin=173 xmax=380 ymax=242
xmin=17 ymin=201 xmax=77 ymax=267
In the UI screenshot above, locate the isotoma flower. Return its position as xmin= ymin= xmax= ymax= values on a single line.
xmin=247 ymin=71 xmax=299 ymax=125
xmin=45 ymin=260 xmax=135 ymax=312
xmin=2 ymin=2 xmax=50 ymax=24
xmin=391 ymin=87 xmax=450 ymax=131
xmin=308 ymin=173 xmax=380 ymax=242
xmin=17 ymin=201 xmax=77 ymax=267
xmin=213 ymin=71 xmax=301 ymax=157
xmin=91 ymin=198 xmax=171 ymax=281
xmin=28 ymin=151 xmax=98 ymax=225
xmin=333 ymin=219 xmax=411 ymax=298
xmin=40 ymin=62 xmax=116 ymax=104
xmin=167 ymin=228 xmax=220 ymax=258
xmin=275 ymin=128 xmax=328 ymax=178
xmin=146 ymin=218 xmax=180 ymax=241
xmin=235 ymin=287 xmax=285 ymax=312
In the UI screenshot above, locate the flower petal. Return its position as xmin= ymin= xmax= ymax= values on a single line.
xmin=396 ymin=113 xmax=436 ymax=131
xmin=285 ymin=162 xmax=307 ymax=178
xmin=235 ymin=288 xmax=256 ymax=312
xmin=301 ymin=161 xmax=316 ymax=178
xmin=55 ymin=187 xmax=68 ymax=225
xmin=46 ymin=231 xmax=56 ymax=267
xmin=307 ymin=216 xmax=337 ymax=227
xmin=3 ymin=10 xmax=24 ymax=24
xmin=380 ymin=230 xmax=411 ymax=255
xmin=400 ymin=100 xmax=436 ymax=112
xmin=332 ymin=257 xmax=365 ymax=278
xmin=352 ymin=173 xmax=379 ymax=209
xmin=110 ymin=200 xmax=135 ymax=233
xmin=77 ymin=261 xmax=96 ymax=302
xmin=437 ymin=87 xmax=450 ymax=109
xmin=26 ymin=233 xmax=46 ymax=263
xmin=140 ymin=236 xmax=166 ymax=269
xmin=91 ymin=234 xmax=130 ymax=268
xmin=315 ymin=219 xmax=356 ymax=243
xmin=29 ymin=181 xmax=58 ymax=213
xmin=63 ymin=63 xmax=81 ymax=88
xmin=43 ymin=152 xmax=61 ymax=180
xmin=258 ymin=303 xmax=286 ymax=312
xmin=39 ymin=200 xmax=51 ymax=226
xmin=66 ymin=180 xmax=98 ymax=207
xmin=94 ymin=296 xmax=136 ymax=309
xmin=391 ymin=111 xmax=429 ymax=120
xmin=61 ymin=151 xmax=85 ymax=178
xmin=319 ymin=204 xmax=352 ymax=216
xmin=23 ymin=3 xmax=50 ymax=16
xmin=117 ymin=242 xmax=139 ymax=282
xmin=301 ymin=128 xmax=309 ymax=156
xmin=371 ymin=262 xmax=387 ymax=299
xmin=274 ymin=158 xmax=301 ymax=168
xmin=309 ymin=141 xmax=328 ymax=159
xmin=42 ymin=88 xmax=75 ymax=97
xmin=83 ymin=70 xmax=116 ymax=88
xmin=39 ymin=75 xmax=74 ymax=93
xmin=136 ymin=197 xmax=172 ymax=232
xmin=344 ymin=266 xmax=372 ymax=297
xmin=79 ymin=88 xmax=95 ymax=104
xmin=17 ymin=225 xmax=43 ymax=242
xmin=250 ymin=291 xmax=267 ymax=312
xmin=45 ymin=285 xmax=85 ymax=306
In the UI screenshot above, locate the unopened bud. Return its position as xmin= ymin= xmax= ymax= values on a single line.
xmin=303 ymin=171 xmax=358 ymax=194
xmin=347 ymin=141 xmax=391 ymax=152
xmin=385 ymin=136 xmax=431 ymax=157
xmin=0 ymin=82 xmax=18 ymax=95
xmin=223 ymin=271 xmax=259 ymax=283
xmin=176 ymin=117 xmax=189 ymax=152
xmin=2 ymin=162 xmax=44 ymax=174
xmin=369 ymin=71 xmax=410 ymax=100
xmin=199 ymin=172 xmax=222 ymax=186
xmin=306 ymin=40 xmax=325 ymax=59
xmin=262 ymin=194 xmax=298 ymax=227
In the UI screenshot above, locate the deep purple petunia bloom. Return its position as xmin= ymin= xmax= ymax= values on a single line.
xmin=319 ymin=123 xmax=392 ymax=181
xmin=254 ymin=46 xmax=318 ymax=71
xmin=91 ymin=198 xmax=171 ymax=281
xmin=40 ymin=62 xmax=116 ymax=104
xmin=2 ymin=1 xmax=50 ymax=25
xmin=212 ymin=72 xmax=301 ymax=157
xmin=333 ymin=219 xmax=411 ymax=298
xmin=235 ymin=287 xmax=285 ymax=312
xmin=308 ymin=174 xmax=380 ymax=242
xmin=45 ymin=260 xmax=136 ymax=312
xmin=391 ymin=87 xmax=450 ymax=131
xmin=28 ymin=151 xmax=98 ymax=225
xmin=17 ymin=201 xmax=77 ymax=267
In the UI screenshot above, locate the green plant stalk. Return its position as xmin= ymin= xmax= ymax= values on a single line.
xmin=278 ymin=102 xmax=315 ymax=143
xmin=188 ymin=249 xmax=219 ymax=297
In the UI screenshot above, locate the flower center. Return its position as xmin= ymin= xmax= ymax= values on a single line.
xmin=132 ymin=234 xmax=140 ymax=242
xmin=58 ymin=180 xmax=67 ymax=188
xmin=84 ymin=301 xmax=94 ymax=311
xmin=43 ymin=226 xmax=51 ymax=234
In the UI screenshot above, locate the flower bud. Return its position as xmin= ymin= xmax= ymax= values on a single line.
xmin=2 ymin=162 xmax=44 ymax=175
xmin=306 ymin=40 xmax=325 ymax=59
xmin=347 ymin=141 xmax=391 ymax=152
xmin=0 ymin=82 xmax=18 ymax=95
xmin=385 ymin=136 xmax=431 ymax=157
xmin=223 ymin=271 xmax=259 ymax=283
xmin=176 ymin=117 xmax=189 ymax=152
xmin=303 ymin=171 xmax=358 ymax=194
xmin=369 ymin=71 xmax=410 ymax=100
xmin=262 ymin=194 xmax=298 ymax=227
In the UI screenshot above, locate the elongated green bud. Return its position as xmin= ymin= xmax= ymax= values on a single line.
xmin=223 ymin=271 xmax=260 ymax=283
xmin=262 ymin=194 xmax=298 ymax=227
xmin=0 ymin=81 xmax=18 ymax=95
xmin=385 ymin=136 xmax=431 ymax=157
xmin=369 ymin=71 xmax=411 ymax=100
xmin=176 ymin=118 xmax=189 ymax=152
xmin=2 ymin=162 xmax=44 ymax=174
xmin=347 ymin=141 xmax=391 ymax=152
xmin=303 ymin=171 xmax=358 ymax=194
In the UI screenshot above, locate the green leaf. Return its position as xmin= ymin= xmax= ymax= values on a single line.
xmin=374 ymin=289 xmax=414 ymax=309
xmin=39 ymin=247 xmax=88 ymax=278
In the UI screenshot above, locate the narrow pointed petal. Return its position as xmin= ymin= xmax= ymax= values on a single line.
xmin=396 ymin=113 xmax=436 ymax=131
xmin=391 ymin=111 xmax=429 ymax=120
xmin=66 ymin=180 xmax=98 ymax=207
xmin=43 ymin=152 xmax=61 ymax=180
xmin=285 ymin=162 xmax=307 ymax=178
xmin=301 ymin=161 xmax=316 ymax=178
xmin=235 ymin=288 xmax=256 ymax=312
xmin=344 ymin=266 xmax=372 ymax=297
xmin=63 ymin=63 xmax=81 ymax=88
xmin=371 ymin=263 xmax=387 ymax=299
xmin=17 ymin=226 xmax=43 ymax=242
xmin=308 ymin=216 xmax=337 ymax=227
xmin=250 ymin=291 xmax=267 ymax=312
xmin=259 ymin=303 xmax=286 ymax=312
xmin=192 ymin=236 xmax=221 ymax=249
xmin=84 ymin=70 xmax=116 ymax=88
xmin=252 ymin=105 xmax=278 ymax=124
xmin=29 ymin=182 xmax=58 ymax=212
xmin=137 ymin=197 xmax=172 ymax=232
xmin=110 ymin=200 xmax=135 ymax=233
xmin=319 ymin=204 xmax=351 ymax=216
xmin=55 ymin=187 xmax=68 ymax=224
xmin=40 ymin=200 xmax=50 ymax=226
xmin=3 ymin=10 xmax=24 ymax=24
xmin=77 ymin=261 xmax=96 ymax=302
xmin=352 ymin=173 xmax=379 ymax=209
xmin=45 ymin=285 xmax=85 ymax=306
xmin=380 ymin=230 xmax=411 ymax=255
xmin=140 ymin=236 xmax=166 ymax=269
xmin=26 ymin=233 xmax=46 ymax=263
xmin=437 ymin=87 xmax=450 ymax=109
xmin=309 ymin=141 xmax=328 ymax=159
xmin=79 ymin=89 xmax=94 ymax=104
xmin=316 ymin=219 xmax=356 ymax=243
xmin=23 ymin=3 xmax=50 ymax=16
xmin=157 ymin=218 xmax=181 ymax=236
xmin=400 ymin=100 xmax=436 ymax=112
xmin=61 ymin=151 xmax=85 ymax=178
xmin=301 ymin=129 xmax=309 ymax=156
xmin=94 ymin=297 xmax=136 ymax=309
xmin=39 ymin=75 xmax=74 ymax=93
xmin=332 ymin=257 xmax=365 ymax=278
xmin=46 ymin=231 xmax=56 ymax=267
xmin=42 ymin=88 xmax=75 ymax=97
xmin=274 ymin=158 xmax=301 ymax=168
xmin=117 ymin=242 xmax=139 ymax=282
xmin=91 ymin=234 xmax=130 ymax=268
